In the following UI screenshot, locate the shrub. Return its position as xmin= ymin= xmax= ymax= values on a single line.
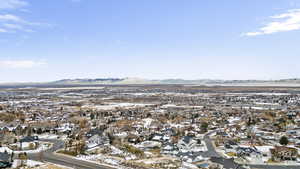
xmin=57 ymin=150 xmax=78 ymax=156
xmin=120 ymin=144 xmax=144 ymax=157
xmin=29 ymin=143 xmax=36 ymax=150
xmin=279 ymin=136 xmax=289 ymax=145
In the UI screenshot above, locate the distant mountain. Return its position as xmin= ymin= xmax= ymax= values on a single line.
xmin=49 ymin=78 xmax=300 ymax=86
xmin=2 ymin=78 xmax=300 ymax=87
xmin=53 ymin=78 xmax=124 ymax=84
xmin=159 ymin=79 xmax=224 ymax=84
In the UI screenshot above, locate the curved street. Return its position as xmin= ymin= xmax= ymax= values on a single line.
xmin=28 ymin=139 xmax=114 ymax=169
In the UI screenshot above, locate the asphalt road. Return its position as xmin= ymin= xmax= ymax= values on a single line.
xmin=202 ymin=130 xmax=222 ymax=158
xmin=28 ymin=139 xmax=113 ymax=169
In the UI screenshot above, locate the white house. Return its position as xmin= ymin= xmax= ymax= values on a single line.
xmin=177 ymin=136 xmax=205 ymax=153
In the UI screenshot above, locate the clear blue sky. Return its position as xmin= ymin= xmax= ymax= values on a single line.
xmin=1 ymin=0 xmax=300 ymax=82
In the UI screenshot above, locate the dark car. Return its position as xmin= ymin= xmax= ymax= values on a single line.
xmin=0 ymin=161 xmax=12 ymax=169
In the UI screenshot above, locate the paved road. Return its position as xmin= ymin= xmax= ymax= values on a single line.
xmin=28 ymin=139 xmax=113 ymax=169
xmin=202 ymin=130 xmax=222 ymax=158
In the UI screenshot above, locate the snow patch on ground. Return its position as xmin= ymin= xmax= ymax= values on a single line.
xmin=15 ymin=142 xmax=51 ymax=154
xmin=142 ymin=118 xmax=153 ymax=128
xmin=83 ymin=103 xmax=152 ymax=110
xmin=76 ymin=154 xmax=122 ymax=168
xmin=12 ymin=159 xmax=44 ymax=168
xmin=38 ymin=134 xmax=59 ymax=139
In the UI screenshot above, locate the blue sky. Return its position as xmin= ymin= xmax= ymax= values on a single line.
xmin=1 ymin=0 xmax=300 ymax=82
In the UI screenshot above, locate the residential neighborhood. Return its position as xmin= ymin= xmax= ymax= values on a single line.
xmin=0 ymin=85 xmax=299 ymax=169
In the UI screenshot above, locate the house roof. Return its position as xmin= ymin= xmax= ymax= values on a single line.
xmin=86 ymin=128 xmax=103 ymax=138
xmin=163 ymin=143 xmax=178 ymax=151
xmin=20 ymin=136 xmax=38 ymax=142
xmin=182 ymin=136 xmax=193 ymax=144
xmin=0 ymin=152 xmax=9 ymax=162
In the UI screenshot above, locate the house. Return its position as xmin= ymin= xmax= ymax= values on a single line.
xmin=178 ymin=152 xmax=205 ymax=163
xmin=162 ymin=128 xmax=176 ymax=136
xmin=177 ymin=136 xmax=204 ymax=153
xmin=151 ymin=133 xmax=164 ymax=142
xmin=86 ymin=134 xmax=109 ymax=149
xmin=10 ymin=136 xmax=39 ymax=151
xmin=287 ymin=111 xmax=297 ymax=119
xmin=270 ymin=146 xmax=298 ymax=161
xmin=86 ymin=128 xmax=103 ymax=138
xmin=216 ymin=131 xmax=228 ymax=137
xmin=20 ymin=136 xmax=38 ymax=143
xmin=224 ymin=140 xmax=238 ymax=149
xmin=56 ymin=123 xmax=73 ymax=134
xmin=236 ymin=147 xmax=260 ymax=157
xmin=161 ymin=143 xmax=179 ymax=156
